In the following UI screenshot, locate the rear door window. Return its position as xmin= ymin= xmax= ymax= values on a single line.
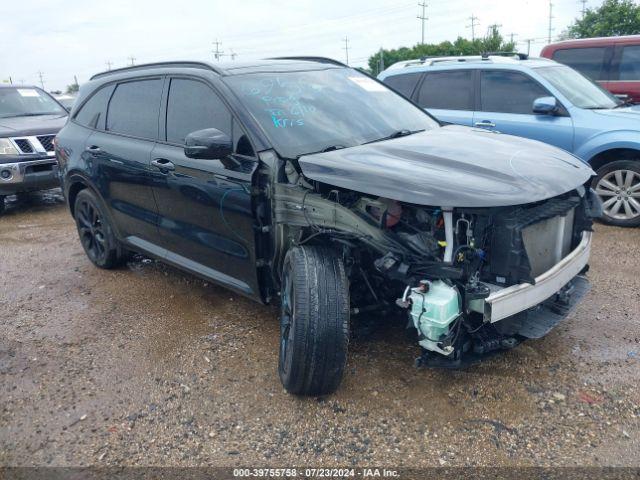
xmin=74 ymin=86 xmax=114 ymax=129
xmin=382 ymin=73 xmax=422 ymax=98
xmin=416 ymin=70 xmax=474 ymax=110
xmin=618 ymin=45 xmax=640 ymax=80
xmin=165 ymin=78 xmax=232 ymax=144
xmin=106 ymin=79 xmax=163 ymax=139
xmin=552 ymin=47 xmax=608 ymax=81
xmin=480 ymin=70 xmax=550 ymax=114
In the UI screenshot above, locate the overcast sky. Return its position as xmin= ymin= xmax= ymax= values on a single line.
xmin=1 ymin=0 xmax=605 ymax=91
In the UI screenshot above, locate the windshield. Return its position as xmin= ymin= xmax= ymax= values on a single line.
xmin=0 ymin=87 xmax=67 ymax=118
xmin=224 ymin=68 xmax=439 ymax=158
xmin=535 ymin=65 xmax=621 ymax=109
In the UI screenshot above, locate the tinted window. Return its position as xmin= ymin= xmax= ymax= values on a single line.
xmin=74 ymin=86 xmax=113 ymax=129
xmin=166 ymin=79 xmax=231 ymax=144
xmin=383 ymin=73 xmax=421 ymax=98
xmin=106 ymin=79 xmax=162 ymax=139
xmin=417 ymin=70 xmax=473 ymax=110
xmin=619 ymin=45 xmax=640 ymax=80
xmin=480 ymin=70 xmax=549 ymax=114
xmin=552 ymin=47 xmax=607 ymax=80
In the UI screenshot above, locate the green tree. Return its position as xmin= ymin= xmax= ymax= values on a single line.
xmin=564 ymin=0 xmax=640 ymax=39
xmin=368 ymin=26 xmax=515 ymax=75
xmin=66 ymin=83 xmax=79 ymax=94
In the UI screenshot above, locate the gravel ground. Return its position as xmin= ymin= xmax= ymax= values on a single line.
xmin=0 ymin=189 xmax=639 ymax=468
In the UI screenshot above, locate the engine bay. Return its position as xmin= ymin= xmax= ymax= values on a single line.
xmin=268 ymin=159 xmax=601 ymax=367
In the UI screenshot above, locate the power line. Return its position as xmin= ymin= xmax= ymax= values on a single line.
xmin=548 ymin=2 xmax=554 ymax=44
xmin=343 ymin=36 xmax=350 ymax=65
xmin=417 ymin=2 xmax=428 ymax=45
xmin=467 ymin=14 xmax=480 ymax=41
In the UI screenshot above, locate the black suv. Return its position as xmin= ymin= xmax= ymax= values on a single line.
xmin=57 ymin=59 xmax=598 ymax=396
xmin=0 ymin=85 xmax=67 ymax=213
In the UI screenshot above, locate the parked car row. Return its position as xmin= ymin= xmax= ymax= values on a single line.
xmin=2 ymin=41 xmax=638 ymax=396
xmin=379 ymin=53 xmax=640 ymax=227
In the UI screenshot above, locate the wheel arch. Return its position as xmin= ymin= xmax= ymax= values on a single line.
xmin=66 ymin=172 xmax=122 ymax=239
xmin=588 ymin=148 xmax=640 ymax=172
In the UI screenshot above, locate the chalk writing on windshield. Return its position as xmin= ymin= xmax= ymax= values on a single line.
xmin=241 ymin=77 xmax=317 ymax=128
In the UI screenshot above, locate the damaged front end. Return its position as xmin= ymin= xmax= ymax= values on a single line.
xmin=268 ymin=152 xmax=600 ymax=368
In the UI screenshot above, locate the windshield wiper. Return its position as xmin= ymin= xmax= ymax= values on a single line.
xmin=363 ymin=129 xmax=425 ymax=145
xmin=613 ymin=99 xmax=636 ymax=109
xmin=0 ymin=112 xmax=56 ymax=118
xmin=298 ymin=145 xmax=348 ymax=157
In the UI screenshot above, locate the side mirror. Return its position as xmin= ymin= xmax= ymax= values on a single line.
xmin=533 ymin=96 xmax=558 ymax=115
xmin=184 ymin=128 xmax=233 ymax=159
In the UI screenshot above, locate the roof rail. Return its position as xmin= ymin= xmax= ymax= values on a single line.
xmin=268 ymin=56 xmax=348 ymax=67
xmin=482 ymin=51 xmax=528 ymax=60
xmin=90 ymin=61 xmax=220 ymax=80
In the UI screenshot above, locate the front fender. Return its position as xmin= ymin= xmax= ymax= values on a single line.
xmin=575 ymin=130 xmax=640 ymax=163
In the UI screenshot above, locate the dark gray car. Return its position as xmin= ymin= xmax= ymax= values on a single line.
xmin=0 ymin=85 xmax=67 ymax=213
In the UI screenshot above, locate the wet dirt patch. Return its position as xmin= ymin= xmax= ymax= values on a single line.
xmin=0 ymin=199 xmax=638 ymax=467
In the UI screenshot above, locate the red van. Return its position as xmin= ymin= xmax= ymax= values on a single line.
xmin=541 ymin=35 xmax=640 ymax=102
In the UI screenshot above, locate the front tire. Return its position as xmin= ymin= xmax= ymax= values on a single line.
xmin=279 ymin=246 xmax=350 ymax=396
xmin=74 ymin=189 xmax=123 ymax=269
xmin=593 ymin=160 xmax=640 ymax=227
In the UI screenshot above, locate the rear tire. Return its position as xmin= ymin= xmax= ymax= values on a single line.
xmin=592 ymin=160 xmax=640 ymax=227
xmin=73 ymin=189 xmax=123 ymax=269
xmin=278 ymin=246 xmax=350 ymax=396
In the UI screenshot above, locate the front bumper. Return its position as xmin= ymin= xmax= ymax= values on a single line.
xmin=0 ymin=158 xmax=60 ymax=195
xmin=473 ymin=231 xmax=592 ymax=323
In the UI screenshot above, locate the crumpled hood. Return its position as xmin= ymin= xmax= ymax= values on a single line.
xmin=298 ymin=125 xmax=594 ymax=207
xmin=0 ymin=114 xmax=67 ymax=137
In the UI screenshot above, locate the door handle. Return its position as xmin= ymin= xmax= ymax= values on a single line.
xmin=151 ymin=158 xmax=175 ymax=171
xmin=474 ymin=121 xmax=496 ymax=128
xmin=85 ymin=145 xmax=101 ymax=153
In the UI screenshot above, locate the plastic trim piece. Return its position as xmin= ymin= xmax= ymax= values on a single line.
xmin=485 ymin=231 xmax=592 ymax=322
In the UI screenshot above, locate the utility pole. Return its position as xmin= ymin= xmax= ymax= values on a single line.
xmin=580 ymin=0 xmax=588 ymax=18
xmin=212 ymin=39 xmax=224 ymax=61
xmin=343 ymin=36 xmax=350 ymax=65
xmin=524 ymin=38 xmax=533 ymax=56
xmin=37 ymin=71 xmax=45 ymax=89
xmin=487 ymin=23 xmax=502 ymax=36
xmin=548 ymin=2 xmax=554 ymax=43
xmin=230 ymin=49 xmax=237 ymax=61
xmin=128 ymin=56 xmax=136 ymax=66
xmin=509 ymin=32 xmax=518 ymax=44
xmin=106 ymin=60 xmax=113 ymax=71
xmin=417 ymin=2 xmax=428 ymax=45
xmin=74 ymin=75 xmax=79 ymax=88
xmin=467 ymin=14 xmax=480 ymax=41
xmin=378 ymin=47 xmax=385 ymax=75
